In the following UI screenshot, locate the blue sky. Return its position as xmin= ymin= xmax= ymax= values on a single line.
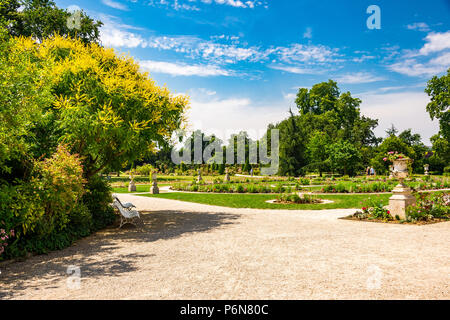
xmin=56 ymin=0 xmax=450 ymax=144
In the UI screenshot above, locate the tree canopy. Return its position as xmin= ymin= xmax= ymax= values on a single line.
xmin=0 ymin=0 xmax=102 ymax=43
xmin=425 ymin=68 xmax=450 ymax=140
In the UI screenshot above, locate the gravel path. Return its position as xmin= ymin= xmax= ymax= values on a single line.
xmin=0 ymin=194 xmax=449 ymax=300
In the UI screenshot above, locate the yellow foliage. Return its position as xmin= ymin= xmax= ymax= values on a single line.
xmin=10 ymin=34 xmax=189 ymax=163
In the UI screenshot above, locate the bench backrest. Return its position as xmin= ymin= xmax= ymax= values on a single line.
xmin=112 ymin=199 xmax=136 ymax=218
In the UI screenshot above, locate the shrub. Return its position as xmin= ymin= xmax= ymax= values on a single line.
xmin=299 ymin=178 xmax=310 ymax=185
xmin=135 ymin=164 xmax=154 ymax=176
xmin=33 ymin=145 xmax=85 ymax=234
xmin=406 ymin=192 xmax=450 ymax=222
xmin=360 ymin=198 xmax=393 ymax=221
xmin=82 ymin=174 xmax=116 ymax=231
xmin=276 ymin=193 xmax=321 ymax=204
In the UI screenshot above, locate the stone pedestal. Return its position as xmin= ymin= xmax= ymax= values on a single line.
xmin=388 ymin=183 xmax=415 ymax=220
xmin=150 ymin=181 xmax=159 ymax=194
xmin=128 ymin=180 xmax=136 ymax=192
xmin=150 ymin=172 xmax=159 ymax=194
xmin=196 ymin=169 xmax=203 ymax=183
xmin=224 ymin=168 xmax=230 ymax=182
xmin=388 ymin=158 xmax=415 ymax=220
xmin=424 ymin=164 xmax=429 ymax=176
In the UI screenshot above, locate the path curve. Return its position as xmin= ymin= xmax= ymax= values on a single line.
xmin=0 ymin=194 xmax=448 ymax=300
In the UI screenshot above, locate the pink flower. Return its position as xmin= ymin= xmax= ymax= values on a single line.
xmin=383 ymin=157 xmax=388 ymax=161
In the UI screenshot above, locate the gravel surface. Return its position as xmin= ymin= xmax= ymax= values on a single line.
xmin=0 ymin=194 xmax=449 ymax=300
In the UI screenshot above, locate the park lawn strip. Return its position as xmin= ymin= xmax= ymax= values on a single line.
xmin=112 ymin=184 xmax=169 ymax=193
xmin=139 ymin=193 xmax=391 ymax=210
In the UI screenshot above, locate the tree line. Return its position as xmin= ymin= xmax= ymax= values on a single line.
xmin=145 ymin=77 xmax=449 ymax=177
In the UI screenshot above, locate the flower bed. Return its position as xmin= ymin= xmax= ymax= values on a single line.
xmin=170 ymin=182 xmax=297 ymax=194
xmin=318 ymin=180 xmax=449 ymax=193
xmin=342 ymin=191 xmax=449 ymax=224
xmin=319 ymin=182 xmax=394 ymax=193
xmin=275 ymin=193 xmax=322 ymax=204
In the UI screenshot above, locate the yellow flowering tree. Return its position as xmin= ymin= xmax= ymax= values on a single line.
xmin=13 ymin=35 xmax=188 ymax=178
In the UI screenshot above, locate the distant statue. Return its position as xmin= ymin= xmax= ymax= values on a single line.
xmin=224 ymin=168 xmax=230 ymax=182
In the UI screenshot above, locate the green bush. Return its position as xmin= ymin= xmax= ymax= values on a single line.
xmin=299 ymin=178 xmax=310 ymax=185
xmin=0 ymin=147 xmax=117 ymax=260
xmin=135 ymin=164 xmax=154 ymax=176
xmin=406 ymin=192 xmax=450 ymax=222
xmin=360 ymin=198 xmax=393 ymax=221
xmin=276 ymin=193 xmax=320 ymax=204
xmin=82 ymin=175 xmax=116 ymax=231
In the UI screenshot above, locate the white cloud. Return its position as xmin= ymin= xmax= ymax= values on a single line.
xmin=419 ymin=31 xmax=450 ymax=55
xmin=100 ymin=21 xmax=147 ymax=48
xmin=388 ymin=31 xmax=450 ymax=77
xmin=360 ymin=91 xmax=438 ymax=144
xmin=98 ymin=16 xmax=343 ymax=75
xmin=269 ymin=65 xmax=320 ymax=74
xmin=406 ymin=22 xmax=430 ymax=32
xmin=303 ymin=27 xmax=312 ymax=39
xmin=389 ymin=56 xmax=449 ymax=77
xmin=336 ymin=72 xmax=385 ymax=84
xmin=150 ymin=0 xmax=264 ymax=10
xmin=186 ymin=96 xmax=288 ymax=140
xmin=276 ymin=43 xmax=340 ymax=64
xmin=352 ymin=55 xmax=375 ymax=63
xmin=101 ymin=0 xmax=128 ymax=11
xmin=140 ymin=60 xmax=231 ymax=76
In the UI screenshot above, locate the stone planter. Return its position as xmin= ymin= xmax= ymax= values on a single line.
xmin=389 ymin=158 xmax=415 ymax=219
xmin=424 ymin=164 xmax=429 ymax=176
xmin=392 ymin=158 xmax=409 ymax=181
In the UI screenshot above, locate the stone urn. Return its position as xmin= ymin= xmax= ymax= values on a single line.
xmin=388 ymin=158 xmax=415 ymax=219
xmin=424 ymin=164 xmax=429 ymax=176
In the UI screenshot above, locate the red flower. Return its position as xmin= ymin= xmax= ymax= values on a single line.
xmin=387 ymin=210 xmax=390 ymax=214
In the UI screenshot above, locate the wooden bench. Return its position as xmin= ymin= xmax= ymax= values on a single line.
xmin=112 ymin=196 xmax=144 ymax=228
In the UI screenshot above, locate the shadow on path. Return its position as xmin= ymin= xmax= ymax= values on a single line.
xmin=0 ymin=209 xmax=240 ymax=299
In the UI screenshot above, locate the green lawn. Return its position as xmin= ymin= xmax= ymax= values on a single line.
xmin=138 ymin=192 xmax=391 ymax=210
xmin=112 ymin=184 xmax=169 ymax=193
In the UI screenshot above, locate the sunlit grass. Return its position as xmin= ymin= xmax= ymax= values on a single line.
xmin=139 ymin=192 xmax=391 ymax=210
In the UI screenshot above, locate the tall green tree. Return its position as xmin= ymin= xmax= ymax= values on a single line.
xmin=327 ymin=140 xmax=361 ymax=176
xmin=425 ymin=68 xmax=450 ymax=140
xmin=276 ymin=110 xmax=307 ymax=176
xmin=305 ymin=131 xmax=330 ymax=177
